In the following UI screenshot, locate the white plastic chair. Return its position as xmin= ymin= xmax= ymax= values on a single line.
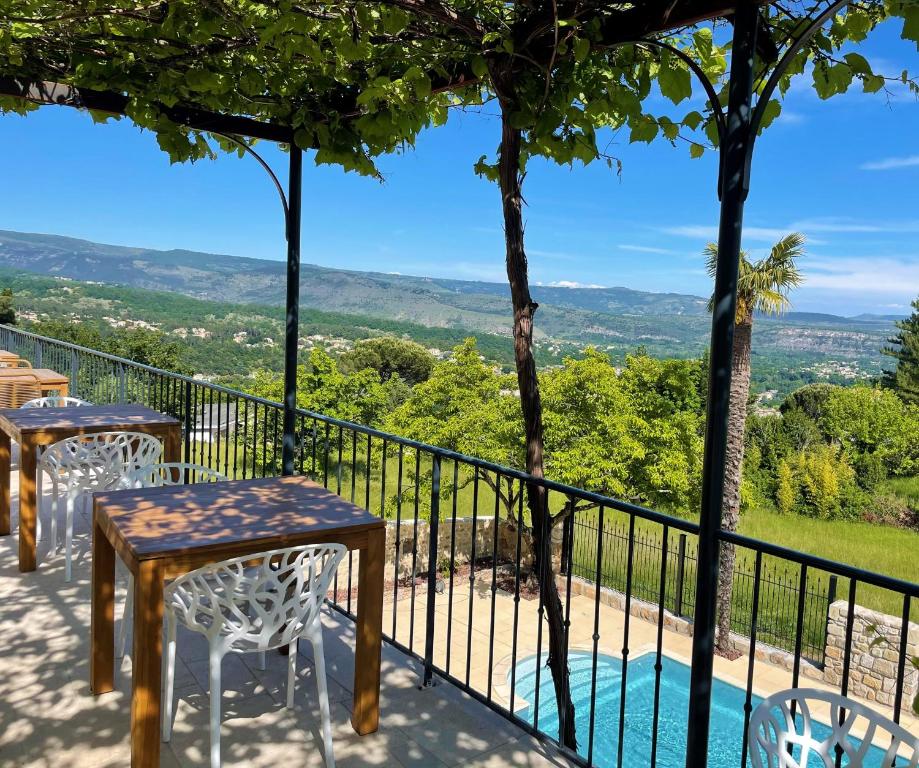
xmin=116 ymin=462 xmax=228 ymax=658
xmin=38 ymin=431 xmax=163 ymax=581
xmin=749 ymin=688 xmax=919 ymax=768
xmin=21 ymin=396 xmax=92 ymax=408
xmin=21 ymin=396 xmax=92 ymax=527
xmin=162 ymin=544 xmax=346 ymax=768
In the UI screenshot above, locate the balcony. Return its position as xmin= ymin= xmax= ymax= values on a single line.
xmin=0 ymin=327 xmax=916 ymax=768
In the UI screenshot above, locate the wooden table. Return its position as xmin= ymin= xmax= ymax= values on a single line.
xmin=0 ymin=367 xmax=70 ymax=396
xmin=0 ymin=404 xmax=181 ymax=571
xmin=90 ymin=475 xmax=385 ymax=768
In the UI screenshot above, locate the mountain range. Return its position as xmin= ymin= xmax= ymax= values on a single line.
xmin=0 ymin=229 xmax=899 ymax=364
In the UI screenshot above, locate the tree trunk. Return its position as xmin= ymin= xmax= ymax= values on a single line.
xmin=715 ymin=318 xmax=752 ymax=656
xmin=491 ymin=69 xmax=577 ymax=750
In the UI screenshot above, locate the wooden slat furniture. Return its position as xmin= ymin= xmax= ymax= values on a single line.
xmin=0 ymin=367 xmax=70 ymax=396
xmin=0 ymin=350 xmax=21 ymax=364
xmin=0 ymin=374 xmax=43 ymax=408
xmin=0 ymin=404 xmax=181 ymax=571
xmin=90 ymin=475 xmax=385 ymax=768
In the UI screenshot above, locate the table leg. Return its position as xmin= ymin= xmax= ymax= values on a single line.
xmin=352 ymin=527 xmax=384 ymax=735
xmin=0 ymin=431 xmax=9 ymax=536
xmin=59 ymin=383 xmax=69 ymax=397
xmin=131 ymin=558 xmax=164 ymax=767
xmin=19 ymin=439 xmax=37 ymax=571
xmin=90 ymin=511 xmax=115 ymax=695
xmin=163 ymin=425 xmax=181 ymax=464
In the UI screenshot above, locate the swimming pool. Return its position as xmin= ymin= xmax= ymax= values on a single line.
xmin=511 ymin=650 xmax=894 ymax=768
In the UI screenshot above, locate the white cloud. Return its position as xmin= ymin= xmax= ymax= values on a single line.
xmin=545 ymin=280 xmax=606 ymax=289
xmin=617 ymin=244 xmax=676 ymax=255
xmin=805 ymin=256 xmax=919 ymax=294
xmin=528 ymin=248 xmax=578 ymax=261
xmin=860 ymin=155 xmax=919 ymax=171
xmin=662 ymin=225 xmax=814 ymax=243
xmin=777 ymin=110 xmax=806 ymax=125
xmin=790 ymin=217 xmax=919 ymax=233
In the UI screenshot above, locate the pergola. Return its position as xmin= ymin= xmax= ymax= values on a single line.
xmin=0 ymin=1 xmax=866 ymax=765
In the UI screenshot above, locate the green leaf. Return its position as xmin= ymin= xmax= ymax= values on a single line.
xmin=471 ymin=55 xmax=488 ymax=79
xmin=573 ymin=37 xmax=590 ymax=64
xmin=682 ymin=111 xmax=704 ymax=130
xmin=862 ymin=74 xmax=885 ymax=93
xmin=757 ymin=99 xmax=782 ymax=132
xmin=658 ymin=55 xmax=692 ymax=105
xmin=628 ymin=115 xmax=658 ymax=144
xmin=843 ymin=52 xmax=871 ymax=75
xmin=903 ymin=4 xmax=919 ymax=45
xmin=689 ymin=143 xmax=704 ymax=159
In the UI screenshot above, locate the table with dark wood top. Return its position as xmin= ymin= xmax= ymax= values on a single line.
xmin=0 ymin=404 xmax=181 ymax=571
xmin=90 ymin=475 xmax=385 ymax=768
xmin=0 ymin=367 xmax=70 ymax=396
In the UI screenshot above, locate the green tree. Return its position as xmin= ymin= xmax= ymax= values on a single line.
xmin=30 ymin=319 xmax=104 ymax=349
xmin=819 ymin=385 xmax=919 ymax=478
xmin=386 ymin=339 xmax=523 ymax=516
xmin=252 ymin=346 xmax=399 ymax=428
xmin=0 ymin=287 xmax=15 ymax=325
xmin=705 ymin=233 xmax=805 ymax=655
xmin=103 ymin=328 xmax=191 ymax=375
xmin=883 ymin=297 xmax=919 ymax=405
xmin=339 ymin=337 xmax=435 ymax=386
xmin=775 ymin=445 xmax=863 ymax=520
xmin=548 ymin=352 xmax=703 ymax=516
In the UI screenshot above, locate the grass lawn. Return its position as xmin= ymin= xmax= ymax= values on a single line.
xmin=738 ymin=505 xmax=918 ymax=618
xmin=881 ymin=475 xmax=919 ymax=510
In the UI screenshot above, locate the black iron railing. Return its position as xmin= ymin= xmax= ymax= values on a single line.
xmin=565 ymin=517 xmax=836 ymax=664
xmin=3 ymin=325 xmax=917 ymax=768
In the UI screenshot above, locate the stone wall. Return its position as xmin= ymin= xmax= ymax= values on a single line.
xmin=823 ymin=600 xmax=919 ymax=707
xmin=332 ymin=516 xmax=561 ymax=586
xmin=384 ymin=516 xmax=498 ymax=579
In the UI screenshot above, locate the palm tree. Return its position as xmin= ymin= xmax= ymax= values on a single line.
xmin=705 ymin=232 xmax=805 ymax=655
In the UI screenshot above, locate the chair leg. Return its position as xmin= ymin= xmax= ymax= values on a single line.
xmin=118 ymin=575 xmax=134 ymax=659
xmin=286 ymin=640 xmax=297 ymax=709
xmin=49 ymin=479 xmax=58 ymax=553
xmin=64 ymin=490 xmax=75 ymax=582
xmin=162 ymin=612 xmax=177 ymax=742
xmin=209 ymin=649 xmax=222 ymax=768
xmin=36 ymin=465 xmax=43 ymax=542
xmin=309 ymin=628 xmax=335 ymax=768
xmin=257 ymin=650 xmax=267 ymax=671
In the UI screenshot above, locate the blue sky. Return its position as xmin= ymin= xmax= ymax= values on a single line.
xmin=1 ymin=20 xmax=916 ymax=316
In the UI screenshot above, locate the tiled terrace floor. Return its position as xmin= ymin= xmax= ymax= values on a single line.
xmin=0 ymin=473 xmax=578 ymax=768
xmin=1 ymin=470 xmax=915 ymax=767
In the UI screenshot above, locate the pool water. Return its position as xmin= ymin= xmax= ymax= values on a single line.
xmin=512 ymin=651 xmax=895 ymax=768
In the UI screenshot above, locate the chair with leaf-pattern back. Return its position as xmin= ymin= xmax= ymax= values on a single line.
xmin=22 ymin=396 xmax=92 ymax=528
xmin=162 ymin=544 xmax=347 ymax=768
xmin=39 ymin=431 xmax=163 ymax=581
xmin=749 ymin=688 xmax=919 ymax=768
xmin=115 ymin=462 xmax=228 ymax=658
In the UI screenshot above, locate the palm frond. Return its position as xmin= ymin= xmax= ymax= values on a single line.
xmin=704 ymin=233 xmax=805 ymax=322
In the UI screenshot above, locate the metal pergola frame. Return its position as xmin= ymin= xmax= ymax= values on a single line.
xmin=0 ymin=2 xmax=853 ymax=765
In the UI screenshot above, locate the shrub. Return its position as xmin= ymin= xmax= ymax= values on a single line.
xmin=774 ymin=445 xmax=864 ymax=520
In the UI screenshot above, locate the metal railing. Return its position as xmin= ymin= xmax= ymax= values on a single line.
xmin=3 ymin=325 xmax=917 ymax=768
xmin=565 ymin=517 xmax=837 ymax=664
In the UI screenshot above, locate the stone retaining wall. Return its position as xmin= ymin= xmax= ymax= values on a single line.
xmin=823 ymin=600 xmax=919 ymax=707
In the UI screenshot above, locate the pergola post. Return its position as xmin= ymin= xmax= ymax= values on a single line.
xmin=685 ymin=3 xmax=759 ymax=766
xmin=282 ymin=147 xmax=303 ymax=476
